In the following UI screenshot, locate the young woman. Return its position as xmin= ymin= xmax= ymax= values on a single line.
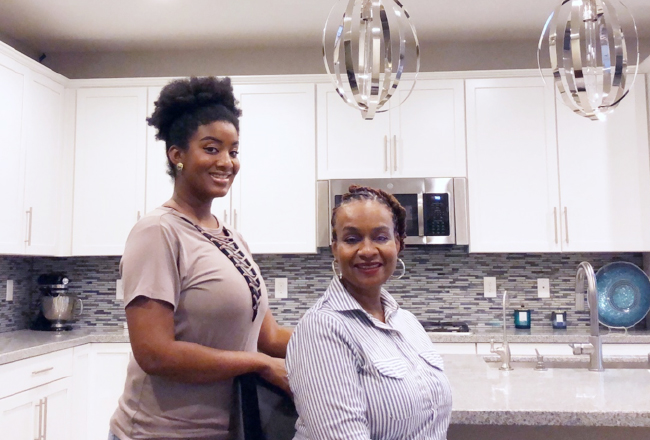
xmin=286 ymin=185 xmax=452 ymax=440
xmin=109 ymin=77 xmax=292 ymax=440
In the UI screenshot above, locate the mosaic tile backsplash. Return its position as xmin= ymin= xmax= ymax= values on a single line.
xmin=0 ymin=248 xmax=645 ymax=333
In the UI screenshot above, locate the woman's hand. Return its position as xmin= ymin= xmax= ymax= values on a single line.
xmin=258 ymin=355 xmax=292 ymax=396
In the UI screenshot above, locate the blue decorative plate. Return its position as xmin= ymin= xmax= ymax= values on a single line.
xmin=595 ymin=262 xmax=650 ymax=328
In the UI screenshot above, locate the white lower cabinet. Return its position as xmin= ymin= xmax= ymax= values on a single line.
xmin=72 ymin=343 xmax=132 ymax=440
xmin=0 ymin=349 xmax=73 ymax=440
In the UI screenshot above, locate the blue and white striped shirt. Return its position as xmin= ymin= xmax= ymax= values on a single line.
xmin=286 ymin=277 xmax=452 ymax=440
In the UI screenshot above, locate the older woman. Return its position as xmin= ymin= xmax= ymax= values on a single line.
xmin=109 ymin=77 xmax=292 ymax=440
xmin=286 ymin=185 xmax=452 ymax=440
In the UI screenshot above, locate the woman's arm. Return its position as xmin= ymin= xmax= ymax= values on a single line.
xmin=257 ymin=309 xmax=293 ymax=358
xmin=126 ymin=296 xmax=288 ymax=392
xmin=287 ymin=313 xmax=371 ymax=440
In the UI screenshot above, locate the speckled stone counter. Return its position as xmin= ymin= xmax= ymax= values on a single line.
xmin=444 ymin=353 xmax=650 ymax=427
xmin=0 ymin=328 xmax=129 ymax=365
xmin=428 ymin=327 xmax=650 ymax=343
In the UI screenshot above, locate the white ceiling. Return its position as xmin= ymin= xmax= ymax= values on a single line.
xmin=1 ymin=0 xmax=649 ymax=53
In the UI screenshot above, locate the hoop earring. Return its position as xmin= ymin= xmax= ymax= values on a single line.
xmin=391 ymin=258 xmax=406 ymax=280
xmin=176 ymin=162 xmax=184 ymax=172
xmin=331 ymin=260 xmax=342 ymax=279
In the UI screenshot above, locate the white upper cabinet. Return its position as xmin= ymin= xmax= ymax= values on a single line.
xmin=389 ymin=79 xmax=466 ymax=178
xmin=0 ymin=51 xmax=65 ymax=256
xmin=72 ymin=87 xmax=147 ymax=256
xmin=317 ymin=83 xmax=390 ymax=179
xmin=317 ymin=79 xmax=466 ymax=179
xmin=0 ymin=53 xmax=28 ymax=254
xmin=556 ymin=79 xmax=650 ymax=252
xmin=466 ymin=77 xmax=560 ymax=253
xmin=235 ymin=83 xmax=317 ymax=253
xmin=22 ymin=73 xmax=65 ymax=255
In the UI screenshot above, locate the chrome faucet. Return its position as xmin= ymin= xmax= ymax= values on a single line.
xmin=490 ymin=290 xmax=513 ymax=371
xmin=570 ymin=262 xmax=604 ymax=371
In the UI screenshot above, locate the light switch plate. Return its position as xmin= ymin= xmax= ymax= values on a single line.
xmin=275 ymin=278 xmax=288 ymax=299
xmin=116 ymin=279 xmax=124 ymax=300
xmin=483 ymin=277 xmax=497 ymax=298
xmin=537 ymin=278 xmax=550 ymax=298
xmin=6 ymin=280 xmax=13 ymax=302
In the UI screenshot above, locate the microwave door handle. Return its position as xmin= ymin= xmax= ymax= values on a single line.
xmin=417 ymin=193 xmax=425 ymax=237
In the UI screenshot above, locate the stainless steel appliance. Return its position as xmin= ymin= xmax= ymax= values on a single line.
xmin=31 ymin=273 xmax=83 ymax=331
xmin=318 ymin=177 xmax=469 ymax=246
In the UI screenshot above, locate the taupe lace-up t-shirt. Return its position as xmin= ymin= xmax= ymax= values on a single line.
xmin=110 ymin=206 xmax=269 ymax=440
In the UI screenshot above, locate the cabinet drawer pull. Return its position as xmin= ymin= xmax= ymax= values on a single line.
xmin=42 ymin=397 xmax=48 ymax=440
xmin=223 ymin=209 xmax=228 ymax=223
xmin=31 ymin=367 xmax=54 ymax=375
xmin=393 ymin=135 xmax=398 ymax=172
xmin=25 ymin=207 xmax=33 ymax=246
xmin=564 ymin=207 xmax=569 ymax=244
xmin=384 ymin=135 xmax=389 ymax=172
xmin=233 ymin=209 xmax=238 ymax=229
xmin=553 ymin=207 xmax=558 ymax=244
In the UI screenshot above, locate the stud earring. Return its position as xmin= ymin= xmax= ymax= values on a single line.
xmin=176 ymin=163 xmax=184 ymax=172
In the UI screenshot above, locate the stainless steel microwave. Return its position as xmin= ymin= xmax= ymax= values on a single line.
xmin=317 ymin=177 xmax=469 ymax=246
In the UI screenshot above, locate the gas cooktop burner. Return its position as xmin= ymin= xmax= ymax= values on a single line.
xmin=420 ymin=321 xmax=470 ymax=333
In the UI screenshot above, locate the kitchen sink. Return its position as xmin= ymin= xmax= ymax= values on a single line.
xmin=483 ymin=358 xmax=650 ymax=370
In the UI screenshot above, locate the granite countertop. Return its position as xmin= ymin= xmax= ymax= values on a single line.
xmin=2 ymin=329 xmax=650 ymax=427
xmin=444 ymin=353 xmax=650 ymax=427
xmin=0 ymin=328 xmax=130 ymax=365
xmin=428 ymin=327 xmax=650 ymax=343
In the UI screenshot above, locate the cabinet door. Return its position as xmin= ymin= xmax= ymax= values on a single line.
xmin=73 ymin=87 xmax=147 ymax=255
xmin=0 ymin=378 xmax=71 ymax=440
xmin=0 ymin=386 xmax=37 ymax=440
xmin=236 ymin=83 xmax=317 ymax=253
xmin=22 ymin=73 xmax=65 ymax=255
xmin=0 ymin=53 xmax=28 ymax=254
xmin=390 ymin=79 xmax=466 ymax=178
xmin=556 ymin=80 xmax=650 ymax=251
xmin=316 ymin=83 xmax=391 ymax=179
xmin=87 ymin=344 xmax=131 ymax=440
xmin=466 ymin=77 xmax=560 ymax=252
xmin=145 ymin=86 xmax=172 ymax=214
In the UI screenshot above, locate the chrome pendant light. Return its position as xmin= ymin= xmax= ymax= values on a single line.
xmin=538 ymin=0 xmax=640 ymax=121
xmin=323 ymin=0 xmax=420 ymax=120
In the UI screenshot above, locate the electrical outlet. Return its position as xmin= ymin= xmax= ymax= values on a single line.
xmin=6 ymin=280 xmax=13 ymax=302
xmin=537 ymin=278 xmax=550 ymax=298
xmin=483 ymin=277 xmax=497 ymax=298
xmin=116 ymin=279 xmax=124 ymax=300
xmin=275 ymin=278 xmax=288 ymax=299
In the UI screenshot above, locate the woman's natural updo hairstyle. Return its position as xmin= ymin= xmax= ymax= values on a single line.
xmin=331 ymin=185 xmax=407 ymax=253
xmin=147 ymin=76 xmax=242 ymax=178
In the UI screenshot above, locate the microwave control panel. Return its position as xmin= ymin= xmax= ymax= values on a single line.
xmin=423 ymin=193 xmax=450 ymax=236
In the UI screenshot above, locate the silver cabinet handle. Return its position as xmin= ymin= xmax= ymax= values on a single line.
xmin=223 ymin=209 xmax=228 ymax=223
xmin=393 ymin=135 xmax=398 ymax=172
xmin=33 ymin=399 xmax=41 ymax=440
xmin=42 ymin=397 xmax=47 ymax=440
xmin=31 ymin=367 xmax=54 ymax=375
xmin=137 ymin=210 xmax=141 ymax=221
xmin=233 ymin=209 xmax=238 ymax=229
xmin=25 ymin=207 xmax=33 ymax=245
xmin=384 ymin=135 xmax=389 ymax=172
xmin=553 ymin=207 xmax=558 ymax=244
xmin=564 ymin=207 xmax=569 ymax=244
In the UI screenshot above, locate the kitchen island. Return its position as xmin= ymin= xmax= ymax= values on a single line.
xmin=1 ymin=329 xmax=649 ymax=439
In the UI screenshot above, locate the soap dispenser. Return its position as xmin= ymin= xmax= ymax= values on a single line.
xmin=514 ymin=304 xmax=531 ymax=329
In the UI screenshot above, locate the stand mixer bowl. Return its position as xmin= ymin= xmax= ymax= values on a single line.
xmin=41 ymin=295 xmax=83 ymax=329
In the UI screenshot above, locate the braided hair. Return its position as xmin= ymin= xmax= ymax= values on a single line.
xmin=331 ymin=185 xmax=407 ymax=253
xmin=147 ymin=76 xmax=242 ymax=178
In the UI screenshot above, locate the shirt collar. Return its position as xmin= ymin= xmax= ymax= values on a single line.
xmin=324 ymin=276 xmax=400 ymax=322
